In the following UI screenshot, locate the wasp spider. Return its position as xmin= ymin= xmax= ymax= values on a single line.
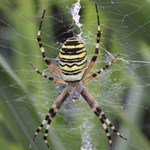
xmin=30 ymin=3 xmax=127 ymax=150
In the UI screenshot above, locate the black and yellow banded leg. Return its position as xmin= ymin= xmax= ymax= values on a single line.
xmin=43 ymin=115 xmax=54 ymax=150
xmin=81 ymin=87 xmax=113 ymax=149
xmin=33 ymin=112 xmax=50 ymax=140
xmin=33 ymin=88 xmax=69 ymax=150
xmin=83 ymin=3 xmax=101 ymax=78
xmin=99 ymin=115 xmax=112 ymax=149
xmin=33 ymin=108 xmax=58 ymax=141
xmin=81 ymin=87 xmax=127 ymax=150
xmin=94 ymin=106 xmax=113 ymax=149
xmin=30 ymin=62 xmax=66 ymax=84
xmin=99 ymin=111 xmax=127 ymax=140
xmin=83 ymin=53 xmax=120 ymax=84
xmin=37 ymin=9 xmax=61 ymax=76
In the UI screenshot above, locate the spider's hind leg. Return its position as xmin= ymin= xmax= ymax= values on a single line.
xmin=33 ymin=112 xmax=51 ymax=140
xmin=94 ymin=108 xmax=113 ymax=149
xmin=33 ymin=88 xmax=69 ymax=150
xmin=99 ymin=110 xmax=127 ymax=140
xmin=43 ymin=115 xmax=54 ymax=150
xmin=81 ymin=87 xmax=127 ymax=149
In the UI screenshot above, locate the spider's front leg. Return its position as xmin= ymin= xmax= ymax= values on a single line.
xmin=83 ymin=3 xmax=101 ymax=78
xmin=30 ymin=62 xmax=66 ymax=84
xmin=83 ymin=53 xmax=120 ymax=84
xmin=81 ymin=87 xmax=127 ymax=150
xmin=37 ymin=9 xmax=61 ymax=76
xmin=33 ymin=88 xmax=69 ymax=150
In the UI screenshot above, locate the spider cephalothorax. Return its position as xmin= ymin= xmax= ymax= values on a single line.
xmin=66 ymin=81 xmax=83 ymax=100
xmin=30 ymin=3 xmax=127 ymax=150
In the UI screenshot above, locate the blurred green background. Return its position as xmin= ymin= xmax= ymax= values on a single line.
xmin=0 ymin=0 xmax=150 ymax=150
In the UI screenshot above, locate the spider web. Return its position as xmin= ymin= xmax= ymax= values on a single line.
xmin=0 ymin=0 xmax=150 ymax=150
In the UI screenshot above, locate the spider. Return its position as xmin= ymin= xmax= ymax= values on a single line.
xmin=30 ymin=3 xmax=127 ymax=150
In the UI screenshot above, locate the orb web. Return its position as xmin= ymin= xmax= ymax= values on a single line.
xmin=0 ymin=0 xmax=150 ymax=150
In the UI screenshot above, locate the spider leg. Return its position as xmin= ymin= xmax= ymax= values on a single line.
xmin=83 ymin=3 xmax=101 ymax=78
xmin=81 ymin=87 xmax=112 ymax=149
xmin=99 ymin=110 xmax=127 ymax=140
xmin=83 ymin=53 xmax=120 ymax=84
xmin=33 ymin=112 xmax=50 ymax=140
xmin=44 ymin=116 xmax=53 ymax=150
xmin=81 ymin=87 xmax=127 ymax=150
xmin=33 ymin=88 xmax=69 ymax=150
xmin=37 ymin=9 xmax=61 ymax=76
xmin=99 ymin=115 xmax=112 ymax=149
xmin=30 ymin=62 xmax=66 ymax=84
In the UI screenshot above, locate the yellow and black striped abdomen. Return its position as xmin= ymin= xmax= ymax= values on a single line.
xmin=59 ymin=38 xmax=87 ymax=82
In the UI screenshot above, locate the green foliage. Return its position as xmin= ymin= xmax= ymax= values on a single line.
xmin=0 ymin=0 xmax=150 ymax=150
